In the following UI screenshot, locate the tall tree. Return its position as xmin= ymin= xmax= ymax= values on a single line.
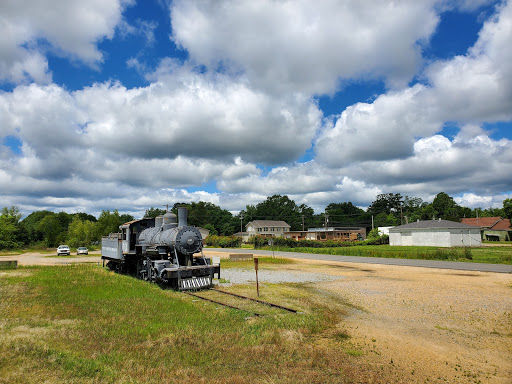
xmin=95 ymin=210 xmax=123 ymax=239
xmin=174 ymin=202 xmax=235 ymax=235
xmin=67 ymin=216 xmax=95 ymax=247
xmin=325 ymin=202 xmax=366 ymax=226
xmin=432 ymin=192 xmax=460 ymax=221
xmin=36 ymin=214 xmax=65 ymax=247
xmin=20 ymin=210 xmax=54 ymax=244
xmin=503 ymin=198 xmax=512 ymax=221
xmin=144 ymin=207 xmax=167 ymax=218
xmin=368 ymin=193 xmax=403 ymax=215
xmin=0 ymin=206 xmax=23 ymax=249
xmin=251 ymin=195 xmax=309 ymax=231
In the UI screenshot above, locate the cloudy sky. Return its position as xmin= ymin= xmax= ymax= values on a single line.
xmin=1 ymin=0 xmax=511 ymax=218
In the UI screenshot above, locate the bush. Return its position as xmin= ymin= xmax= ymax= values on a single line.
xmin=248 ymin=234 xmax=389 ymax=249
xmin=204 ymin=235 xmax=241 ymax=248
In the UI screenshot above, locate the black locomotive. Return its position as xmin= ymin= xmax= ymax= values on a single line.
xmin=101 ymin=207 xmax=220 ymax=290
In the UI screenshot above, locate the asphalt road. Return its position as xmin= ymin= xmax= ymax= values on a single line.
xmin=206 ymin=248 xmax=512 ymax=273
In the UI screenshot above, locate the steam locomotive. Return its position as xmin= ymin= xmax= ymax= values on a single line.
xmin=101 ymin=207 xmax=220 ymax=290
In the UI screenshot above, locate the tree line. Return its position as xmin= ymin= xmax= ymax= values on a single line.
xmin=1 ymin=193 xmax=511 ymax=250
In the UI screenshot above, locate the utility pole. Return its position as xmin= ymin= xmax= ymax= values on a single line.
xmin=324 ymin=213 xmax=329 ymax=240
xmin=163 ymin=204 xmax=169 ymax=212
xmin=240 ymin=211 xmax=244 ymax=247
xmin=302 ymin=215 xmax=304 ymax=231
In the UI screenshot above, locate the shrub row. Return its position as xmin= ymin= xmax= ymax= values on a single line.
xmin=249 ymin=234 xmax=389 ymax=249
xmin=204 ymin=235 xmax=242 ymax=248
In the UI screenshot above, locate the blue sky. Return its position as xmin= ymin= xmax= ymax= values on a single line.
xmin=1 ymin=0 xmax=511 ymax=218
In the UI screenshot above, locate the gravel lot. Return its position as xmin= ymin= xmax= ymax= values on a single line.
xmin=219 ymin=267 xmax=336 ymax=285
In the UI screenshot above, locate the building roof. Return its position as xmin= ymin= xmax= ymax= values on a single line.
xmin=308 ymin=227 xmax=365 ymax=232
xmin=389 ymin=219 xmax=480 ymax=232
xmin=247 ymin=220 xmax=290 ymax=228
xmin=460 ymin=217 xmax=511 ymax=231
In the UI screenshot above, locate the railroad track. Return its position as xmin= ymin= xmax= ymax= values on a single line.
xmin=184 ymin=288 xmax=298 ymax=317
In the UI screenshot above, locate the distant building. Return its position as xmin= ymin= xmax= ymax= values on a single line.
xmin=284 ymin=227 xmax=366 ymax=241
xmin=233 ymin=231 xmax=250 ymax=243
xmin=197 ymin=227 xmax=210 ymax=244
xmin=460 ymin=217 xmax=511 ymax=241
xmin=246 ymin=220 xmax=291 ymax=239
xmin=389 ymin=219 xmax=481 ymax=247
xmin=378 ymin=226 xmax=394 ymax=236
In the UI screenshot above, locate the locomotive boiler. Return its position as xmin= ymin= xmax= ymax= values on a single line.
xmin=101 ymin=207 xmax=220 ymax=290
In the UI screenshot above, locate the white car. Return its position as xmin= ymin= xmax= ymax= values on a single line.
xmin=57 ymin=245 xmax=70 ymax=256
xmin=77 ymin=247 xmax=88 ymax=255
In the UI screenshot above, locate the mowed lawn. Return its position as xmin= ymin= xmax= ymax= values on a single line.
xmin=0 ymin=264 xmax=374 ymax=384
xmin=271 ymin=244 xmax=512 ymax=264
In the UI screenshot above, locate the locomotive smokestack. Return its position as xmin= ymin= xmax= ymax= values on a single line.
xmin=178 ymin=207 xmax=188 ymax=227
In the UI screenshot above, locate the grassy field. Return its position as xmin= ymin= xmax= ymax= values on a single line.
xmin=265 ymin=244 xmax=512 ymax=264
xmin=0 ymin=264 xmax=377 ymax=384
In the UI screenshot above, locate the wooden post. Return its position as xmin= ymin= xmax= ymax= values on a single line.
xmin=254 ymin=257 xmax=259 ymax=297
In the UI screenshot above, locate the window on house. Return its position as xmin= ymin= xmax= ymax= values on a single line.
xmin=258 ymin=228 xmax=261 ymax=232
xmin=264 ymin=227 xmax=268 ymax=231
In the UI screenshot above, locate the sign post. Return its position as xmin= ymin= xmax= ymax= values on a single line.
xmin=254 ymin=257 xmax=259 ymax=297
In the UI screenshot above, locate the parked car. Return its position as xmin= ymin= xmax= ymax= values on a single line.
xmin=77 ymin=247 xmax=88 ymax=255
xmin=57 ymin=245 xmax=70 ymax=256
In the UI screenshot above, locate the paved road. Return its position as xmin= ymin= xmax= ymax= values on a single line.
xmin=205 ymin=248 xmax=512 ymax=274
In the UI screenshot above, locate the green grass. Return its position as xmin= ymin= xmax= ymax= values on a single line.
xmin=268 ymin=245 xmax=512 ymax=264
xmin=221 ymin=256 xmax=296 ymax=269
xmin=0 ymin=264 xmax=360 ymax=383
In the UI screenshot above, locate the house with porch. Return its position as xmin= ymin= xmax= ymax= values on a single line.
xmin=245 ymin=220 xmax=291 ymax=239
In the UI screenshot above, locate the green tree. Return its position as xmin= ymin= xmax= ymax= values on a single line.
xmin=0 ymin=206 xmax=23 ymax=249
xmin=95 ymin=210 xmax=123 ymax=240
xmin=503 ymin=198 xmax=512 ymax=220
xmin=203 ymin=224 xmax=218 ymax=236
xmin=416 ymin=204 xmax=438 ymax=221
xmin=478 ymin=207 xmax=505 ymax=217
xmin=251 ymin=195 xmax=309 ymax=231
xmin=144 ymin=207 xmax=167 ymax=218
xmin=20 ymin=210 xmax=54 ymax=244
xmin=368 ymin=193 xmax=403 ymax=215
xmin=67 ymin=217 xmax=96 ymax=247
xmin=36 ymin=214 xmax=65 ymax=247
xmin=325 ymin=202 xmax=367 ymax=226
xmin=73 ymin=212 xmax=97 ymax=222
xmin=174 ymin=202 xmax=234 ymax=235
xmin=119 ymin=214 xmax=134 ymax=224
xmin=432 ymin=192 xmax=459 ymax=221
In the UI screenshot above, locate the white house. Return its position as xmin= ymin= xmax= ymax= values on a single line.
xmin=246 ymin=220 xmax=291 ymax=239
xmin=389 ymin=219 xmax=481 ymax=247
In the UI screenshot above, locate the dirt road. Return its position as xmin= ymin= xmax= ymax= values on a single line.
xmin=301 ymin=261 xmax=512 ymax=383
xmin=2 ymin=251 xmax=511 ymax=383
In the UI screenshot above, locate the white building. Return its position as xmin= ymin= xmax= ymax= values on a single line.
xmin=378 ymin=226 xmax=394 ymax=236
xmin=389 ymin=219 xmax=481 ymax=247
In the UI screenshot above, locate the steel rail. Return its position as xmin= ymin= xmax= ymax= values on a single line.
xmin=213 ymin=288 xmax=298 ymax=313
xmin=184 ymin=291 xmax=262 ymax=317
